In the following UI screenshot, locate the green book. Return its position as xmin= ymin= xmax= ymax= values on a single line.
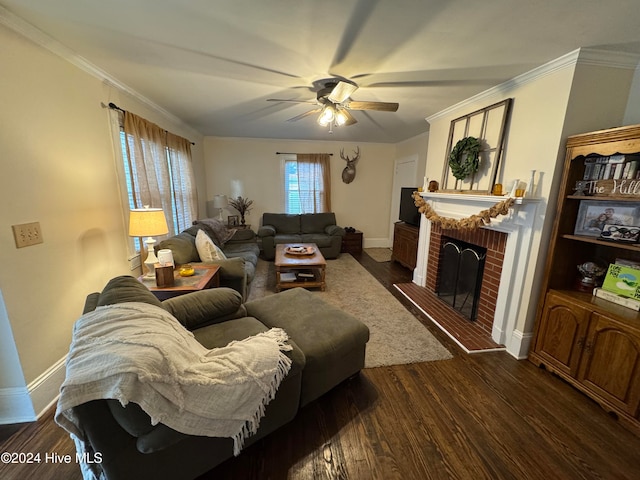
xmin=601 ymin=263 xmax=640 ymax=300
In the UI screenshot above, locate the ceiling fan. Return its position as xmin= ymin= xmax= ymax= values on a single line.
xmin=267 ymin=79 xmax=399 ymax=129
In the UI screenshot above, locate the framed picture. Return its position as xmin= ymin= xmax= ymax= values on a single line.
xmin=228 ymin=215 xmax=239 ymax=227
xmin=574 ymin=200 xmax=640 ymax=237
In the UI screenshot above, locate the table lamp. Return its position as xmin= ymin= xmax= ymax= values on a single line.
xmin=129 ymin=207 xmax=169 ymax=278
xmin=212 ymin=194 xmax=228 ymax=222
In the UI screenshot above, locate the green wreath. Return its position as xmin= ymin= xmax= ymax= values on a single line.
xmin=449 ymin=136 xmax=481 ymax=181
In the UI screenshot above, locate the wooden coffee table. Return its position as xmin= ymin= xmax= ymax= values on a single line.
xmin=275 ymin=243 xmax=326 ymax=292
xmin=139 ymin=264 xmax=220 ymax=300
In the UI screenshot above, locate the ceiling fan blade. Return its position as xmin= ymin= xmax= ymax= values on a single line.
xmin=286 ymin=108 xmax=322 ymax=122
xmin=328 ymin=81 xmax=358 ymax=104
xmin=267 ymin=98 xmax=317 ymax=105
xmin=341 ymin=109 xmax=358 ymax=126
xmin=346 ymin=100 xmax=399 ymax=112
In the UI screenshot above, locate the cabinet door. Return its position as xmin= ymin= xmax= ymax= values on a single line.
xmin=534 ymin=292 xmax=590 ymax=376
xmin=392 ymin=223 xmax=418 ymax=269
xmin=578 ymin=312 xmax=640 ymax=417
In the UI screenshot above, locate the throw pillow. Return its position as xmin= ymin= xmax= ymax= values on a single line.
xmin=195 ymin=229 xmax=227 ymax=262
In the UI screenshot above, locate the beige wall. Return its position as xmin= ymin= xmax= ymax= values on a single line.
xmin=0 ymin=24 xmax=204 ymax=398
xmin=396 ymin=131 xmax=429 ymax=181
xmin=203 ymin=137 xmax=398 ymax=245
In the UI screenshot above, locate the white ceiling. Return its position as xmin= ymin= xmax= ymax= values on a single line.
xmin=3 ymin=0 xmax=640 ymax=143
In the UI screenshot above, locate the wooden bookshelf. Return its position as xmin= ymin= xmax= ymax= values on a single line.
xmin=529 ymin=124 xmax=640 ymax=435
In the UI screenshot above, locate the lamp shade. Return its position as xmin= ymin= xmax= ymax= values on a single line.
xmin=128 ymin=208 xmax=169 ymax=237
xmin=212 ymin=194 xmax=228 ymax=209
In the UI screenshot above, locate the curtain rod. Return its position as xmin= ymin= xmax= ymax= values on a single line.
xmin=105 ymin=102 xmax=124 ymax=112
xmin=276 ymin=152 xmax=333 ymax=156
xmin=102 ymin=102 xmax=195 ymax=145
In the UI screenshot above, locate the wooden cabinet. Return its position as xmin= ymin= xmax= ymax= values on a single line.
xmin=535 ymin=290 xmax=640 ymax=422
xmin=341 ymin=230 xmax=363 ymax=254
xmin=578 ymin=312 xmax=640 ymax=417
xmin=534 ymin=291 xmax=590 ymax=377
xmin=530 ymin=124 xmax=640 ymax=433
xmin=391 ymin=222 xmax=419 ymax=269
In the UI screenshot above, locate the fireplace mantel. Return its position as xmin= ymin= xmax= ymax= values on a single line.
xmin=413 ymin=191 xmax=542 ymax=358
xmin=419 ymin=191 xmax=539 ymax=206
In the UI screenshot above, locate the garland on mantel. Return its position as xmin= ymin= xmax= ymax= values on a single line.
xmin=412 ymin=191 xmax=515 ymax=230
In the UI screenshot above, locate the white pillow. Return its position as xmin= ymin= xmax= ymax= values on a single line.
xmin=195 ymin=229 xmax=227 ymax=262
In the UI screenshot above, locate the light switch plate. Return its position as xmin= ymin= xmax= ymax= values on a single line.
xmin=12 ymin=222 xmax=43 ymax=248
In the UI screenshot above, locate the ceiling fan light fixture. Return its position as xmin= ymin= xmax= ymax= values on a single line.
xmin=334 ymin=108 xmax=348 ymax=126
xmin=317 ymin=105 xmax=335 ymax=126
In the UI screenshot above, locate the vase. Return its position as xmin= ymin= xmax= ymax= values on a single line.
xmin=528 ymin=170 xmax=536 ymax=196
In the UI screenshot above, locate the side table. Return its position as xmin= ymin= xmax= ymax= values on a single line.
xmin=341 ymin=230 xmax=363 ymax=254
xmin=139 ymin=265 xmax=220 ymax=300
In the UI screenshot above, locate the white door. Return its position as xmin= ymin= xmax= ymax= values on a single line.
xmin=389 ymin=155 xmax=418 ymax=246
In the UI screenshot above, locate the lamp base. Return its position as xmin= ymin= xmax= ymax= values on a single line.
xmin=143 ymin=237 xmax=158 ymax=278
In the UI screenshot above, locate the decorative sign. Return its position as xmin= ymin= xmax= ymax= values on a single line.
xmin=576 ymin=179 xmax=640 ymax=197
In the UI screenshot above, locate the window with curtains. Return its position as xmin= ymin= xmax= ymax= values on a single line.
xmin=283 ymin=153 xmax=331 ymax=214
xmin=109 ymin=108 xmax=197 ymax=254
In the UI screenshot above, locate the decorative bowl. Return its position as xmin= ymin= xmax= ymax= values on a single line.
xmin=179 ymin=264 xmax=195 ymax=277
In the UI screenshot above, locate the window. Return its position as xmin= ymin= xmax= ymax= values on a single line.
xmin=282 ymin=154 xmax=331 ymax=214
xmin=120 ymin=132 xmax=191 ymax=247
xmin=109 ymin=108 xmax=197 ymax=255
xmin=284 ymin=159 xmax=301 ymax=214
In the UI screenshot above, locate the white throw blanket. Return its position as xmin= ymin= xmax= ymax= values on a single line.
xmin=55 ymin=302 xmax=292 ymax=457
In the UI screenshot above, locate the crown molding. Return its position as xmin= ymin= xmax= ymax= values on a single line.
xmin=427 ymin=47 xmax=640 ymax=123
xmin=0 ymin=6 xmax=200 ymax=137
xmin=577 ymin=47 xmax=640 ymax=69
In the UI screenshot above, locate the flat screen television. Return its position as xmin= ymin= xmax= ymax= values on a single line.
xmin=398 ymin=187 xmax=421 ymax=227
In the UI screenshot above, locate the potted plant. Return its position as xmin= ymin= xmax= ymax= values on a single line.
xmin=228 ymin=196 xmax=253 ymax=226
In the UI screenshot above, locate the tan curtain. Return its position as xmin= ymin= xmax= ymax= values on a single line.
xmin=166 ymin=132 xmax=198 ymax=232
xmin=295 ymin=154 xmax=331 ymax=213
xmin=123 ymin=112 xmax=196 ymax=235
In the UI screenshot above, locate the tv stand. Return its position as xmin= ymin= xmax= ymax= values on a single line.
xmin=391 ymin=221 xmax=419 ymax=270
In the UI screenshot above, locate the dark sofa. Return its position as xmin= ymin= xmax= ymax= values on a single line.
xmin=258 ymin=212 xmax=345 ymax=260
xmin=155 ymin=219 xmax=259 ymax=299
xmin=59 ymin=276 xmax=369 ymax=480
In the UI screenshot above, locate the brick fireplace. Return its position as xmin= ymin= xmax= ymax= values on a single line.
xmin=397 ymin=192 xmax=541 ymax=359
xmin=429 ymin=226 xmax=507 ymax=334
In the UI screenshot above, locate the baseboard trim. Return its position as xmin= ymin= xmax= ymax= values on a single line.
xmin=28 ymin=355 xmax=66 ymax=419
xmin=509 ymin=330 xmax=534 ymax=360
xmin=362 ymin=237 xmax=390 ymax=248
xmin=0 ymin=387 xmax=36 ymax=424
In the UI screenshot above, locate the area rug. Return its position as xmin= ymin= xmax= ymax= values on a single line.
xmin=247 ymin=254 xmax=452 ymax=368
xmin=364 ymin=247 xmax=393 ymax=263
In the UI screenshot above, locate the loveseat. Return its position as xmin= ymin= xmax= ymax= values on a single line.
xmin=258 ymin=212 xmax=345 ymax=260
xmin=56 ymin=276 xmax=369 ymax=480
xmin=155 ymin=218 xmax=259 ymax=299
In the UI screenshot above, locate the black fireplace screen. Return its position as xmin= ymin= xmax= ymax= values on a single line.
xmin=437 ymin=238 xmax=487 ymax=321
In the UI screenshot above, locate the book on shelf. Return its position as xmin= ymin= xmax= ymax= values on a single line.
xmin=280 ymin=272 xmax=297 ymax=282
xmin=296 ymin=270 xmax=315 ymax=280
xmin=593 ymin=287 xmax=640 ymax=311
xmin=601 ymin=263 xmax=640 ymax=300
xmin=583 ymin=154 xmax=640 ymax=181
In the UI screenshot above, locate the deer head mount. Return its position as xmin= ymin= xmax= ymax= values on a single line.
xmin=340 ymin=147 xmax=360 ymax=184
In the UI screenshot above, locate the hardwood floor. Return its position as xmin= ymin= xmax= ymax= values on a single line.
xmin=2 ymin=252 xmax=640 ymax=479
